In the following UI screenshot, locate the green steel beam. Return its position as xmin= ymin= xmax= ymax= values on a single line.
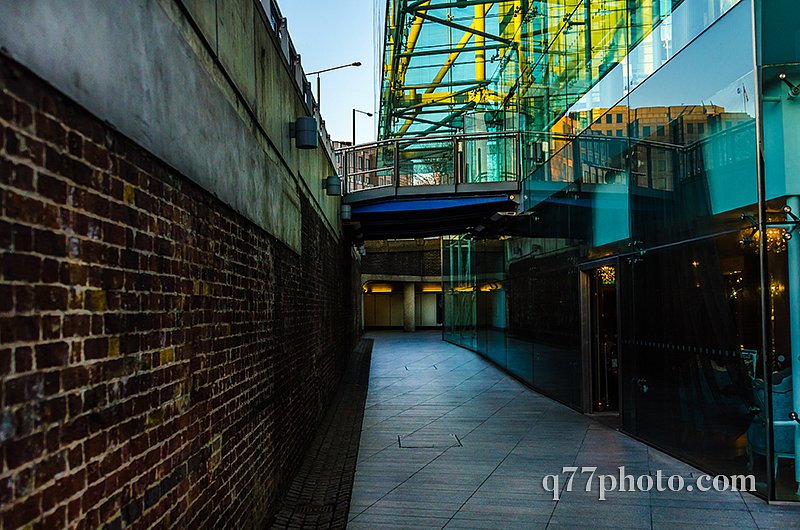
xmin=397 ymin=43 xmax=506 ymax=58
xmin=412 ymin=11 xmax=515 ymax=46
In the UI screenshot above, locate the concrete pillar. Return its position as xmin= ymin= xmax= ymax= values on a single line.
xmin=403 ymin=283 xmax=416 ymax=332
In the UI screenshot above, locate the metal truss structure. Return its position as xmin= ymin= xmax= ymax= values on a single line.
xmin=378 ymin=1 xmax=662 ymax=143
xmin=378 ymin=0 xmax=528 ymax=140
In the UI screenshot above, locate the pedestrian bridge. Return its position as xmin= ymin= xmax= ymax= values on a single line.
xmin=337 ymin=131 xmax=523 ymax=239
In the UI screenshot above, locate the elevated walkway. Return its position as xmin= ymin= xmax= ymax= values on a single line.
xmin=337 ymin=132 xmax=522 ymax=239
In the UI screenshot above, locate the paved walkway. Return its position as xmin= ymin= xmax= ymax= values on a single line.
xmin=270 ymin=339 xmax=373 ymax=529
xmin=348 ymin=331 xmax=800 ymax=529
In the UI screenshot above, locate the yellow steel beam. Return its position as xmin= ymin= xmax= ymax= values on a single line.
xmin=475 ymin=3 xmax=486 ymax=81
xmin=397 ymin=24 xmax=476 ymax=135
xmin=397 ymin=2 xmax=497 ymax=136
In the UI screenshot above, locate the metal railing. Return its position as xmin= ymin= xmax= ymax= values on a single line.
xmin=257 ymin=0 xmax=335 ymax=158
xmin=336 ymin=130 xmax=533 ymax=195
xmin=335 ymin=126 xmax=732 ymax=200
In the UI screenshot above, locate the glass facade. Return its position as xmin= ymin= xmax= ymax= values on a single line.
xmin=380 ymin=0 xmax=800 ymax=501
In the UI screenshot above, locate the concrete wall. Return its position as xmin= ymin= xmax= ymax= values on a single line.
xmin=0 ymin=0 xmax=343 ymax=253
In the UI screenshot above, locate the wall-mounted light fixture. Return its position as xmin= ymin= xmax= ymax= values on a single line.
xmin=290 ymin=116 xmax=319 ymax=149
xmin=341 ymin=204 xmax=352 ymax=220
xmin=323 ymin=175 xmax=341 ymax=196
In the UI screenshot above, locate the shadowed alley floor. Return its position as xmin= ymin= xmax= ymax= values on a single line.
xmin=347 ymin=331 xmax=800 ymax=529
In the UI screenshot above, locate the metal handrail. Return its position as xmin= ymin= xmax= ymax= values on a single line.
xmin=339 ymin=130 xmax=531 ymax=195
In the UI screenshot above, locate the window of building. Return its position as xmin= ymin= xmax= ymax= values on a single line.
xmin=687 ymin=123 xmax=694 ymax=134
xmin=643 ymin=125 xmax=651 ymax=137
xmin=657 ymin=125 xmax=665 ymax=136
xmin=616 ymin=113 xmax=623 ymax=123
xmin=606 ymin=114 xmax=613 ymax=124
xmin=698 ymin=123 xmax=705 ymax=134
xmin=616 ymin=129 xmax=623 ymax=137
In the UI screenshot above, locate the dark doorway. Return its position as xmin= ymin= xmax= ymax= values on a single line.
xmin=590 ymin=265 xmax=619 ymax=413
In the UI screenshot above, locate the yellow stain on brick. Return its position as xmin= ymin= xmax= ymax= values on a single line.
xmin=108 ymin=337 xmax=120 ymax=358
xmin=69 ymin=263 xmax=87 ymax=284
xmin=69 ymin=289 xmax=85 ymax=310
xmin=146 ymin=408 xmax=164 ymax=428
xmin=209 ymin=434 xmax=222 ymax=472
xmin=160 ymin=347 xmax=175 ymax=365
xmin=123 ymin=183 xmax=135 ymax=204
xmin=84 ymin=289 xmax=107 ymax=311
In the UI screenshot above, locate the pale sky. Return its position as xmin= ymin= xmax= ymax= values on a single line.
xmin=278 ymin=0 xmax=378 ymax=144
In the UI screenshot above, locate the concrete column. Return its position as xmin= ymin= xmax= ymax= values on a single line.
xmin=403 ymin=283 xmax=416 ymax=332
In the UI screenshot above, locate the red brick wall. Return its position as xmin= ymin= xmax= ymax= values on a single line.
xmin=0 ymin=55 xmax=358 ymax=529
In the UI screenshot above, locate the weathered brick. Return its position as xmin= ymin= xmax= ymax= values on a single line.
xmin=2 ymin=253 xmax=41 ymax=283
xmin=14 ymin=346 xmax=33 ymax=373
xmin=34 ymin=285 xmax=68 ymax=310
xmin=36 ymin=171 xmax=68 ymax=204
xmin=35 ymin=112 xmax=66 ymax=146
xmin=4 ymin=190 xmax=59 ymax=228
xmin=35 ymin=341 xmax=69 ymax=368
xmin=83 ymin=337 xmax=108 ymax=360
xmin=0 ymin=347 xmax=11 ymax=375
xmin=0 ymin=52 xmax=358 ymax=530
xmin=1 ymin=315 xmax=40 ymax=342
xmin=6 ymin=433 xmax=44 ymax=470
xmin=0 ymin=284 xmax=13 ymax=312
xmin=7 ymin=162 xmax=34 ymax=191
xmin=34 ymin=450 xmax=66 ymax=487
xmin=2 ymin=492 xmax=41 ymax=529
xmin=66 ymin=130 xmax=83 ymax=157
xmin=36 ymin=505 xmax=66 ymax=530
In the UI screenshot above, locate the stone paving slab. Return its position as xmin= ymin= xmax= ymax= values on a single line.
xmin=349 ymin=331 xmax=800 ymax=529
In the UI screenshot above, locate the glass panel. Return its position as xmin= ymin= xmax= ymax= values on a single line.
xmin=398 ymin=137 xmax=454 ymax=186
xmin=627 ymin=1 xmax=756 ymax=247
xmin=443 ymin=235 xmax=477 ymax=351
xmin=345 ymin=142 xmax=395 ymax=190
xmin=475 ymin=239 xmax=507 ymax=367
xmin=460 ymin=131 xmax=519 ymax=183
xmin=505 ymin=237 xmax=584 ymax=408
xmin=622 ymin=232 xmax=767 ymax=496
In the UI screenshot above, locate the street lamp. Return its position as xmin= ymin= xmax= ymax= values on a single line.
xmin=353 ymin=108 xmax=373 ymax=146
xmin=307 ymin=61 xmax=362 ymax=110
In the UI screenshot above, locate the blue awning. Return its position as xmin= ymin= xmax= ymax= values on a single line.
xmin=353 ymin=195 xmax=509 ymax=214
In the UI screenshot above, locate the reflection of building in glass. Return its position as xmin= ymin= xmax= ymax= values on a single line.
xmin=376 ymin=0 xmax=800 ymax=503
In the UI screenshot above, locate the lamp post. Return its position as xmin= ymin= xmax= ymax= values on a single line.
xmin=307 ymin=61 xmax=362 ymax=110
xmin=353 ymin=108 xmax=373 ymax=146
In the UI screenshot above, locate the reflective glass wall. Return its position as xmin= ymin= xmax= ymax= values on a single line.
xmin=440 ymin=0 xmax=800 ymax=500
xmin=443 ymin=235 xmax=583 ymax=409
